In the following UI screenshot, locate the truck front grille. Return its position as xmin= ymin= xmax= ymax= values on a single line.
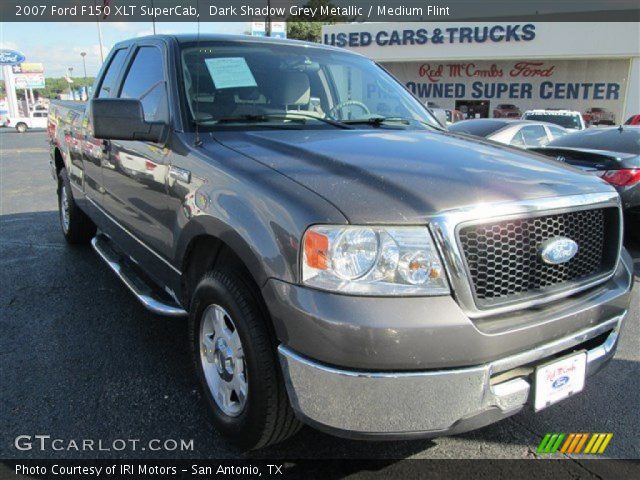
xmin=457 ymin=207 xmax=620 ymax=307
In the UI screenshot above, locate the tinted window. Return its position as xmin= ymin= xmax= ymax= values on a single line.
xmin=97 ymin=49 xmax=128 ymax=98
xmin=520 ymin=125 xmax=549 ymax=146
xmin=119 ymin=47 xmax=167 ymax=122
xmin=548 ymin=127 xmax=640 ymax=155
xmin=449 ymin=120 xmax=509 ymax=137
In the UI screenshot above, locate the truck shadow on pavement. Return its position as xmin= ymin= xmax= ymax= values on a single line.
xmin=1 ymin=210 xmax=638 ymax=461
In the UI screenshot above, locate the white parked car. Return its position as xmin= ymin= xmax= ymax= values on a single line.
xmin=522 ymin=109 xmax=586 ymax=131
xmin=6 ymin=110 xmax=49 ymax=132
xmin=448 ymin=119 xmax=569 ymax=149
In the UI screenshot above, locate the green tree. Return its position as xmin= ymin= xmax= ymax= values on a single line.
xmin=286 ymin=0 xmax=348 ymax=43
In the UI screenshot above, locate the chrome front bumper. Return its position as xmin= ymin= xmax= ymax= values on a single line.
xmin=278 ymin=313 xmax=624 ymax=439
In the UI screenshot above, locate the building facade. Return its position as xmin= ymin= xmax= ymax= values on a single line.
xmin=322 ymin=22 xmax=640 ymax=123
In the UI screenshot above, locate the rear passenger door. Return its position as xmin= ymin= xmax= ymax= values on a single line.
xmin=101 ymin=42 xmax=173 ymax=261
xmin=83 ymin=47 xmax=129 ymax=204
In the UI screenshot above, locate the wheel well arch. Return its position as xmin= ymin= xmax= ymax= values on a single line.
xmin=180 ymin=234 xmax=263 ymax=310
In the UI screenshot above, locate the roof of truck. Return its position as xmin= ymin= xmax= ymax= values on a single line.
xmin=118 ymin=33 xmax=353 ymax=55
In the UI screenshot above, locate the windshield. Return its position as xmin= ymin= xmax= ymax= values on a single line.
xmin=180 ymin=42 xmax=439 ymax=130
xmin=523 ymin=113 xmax=582 ymax=129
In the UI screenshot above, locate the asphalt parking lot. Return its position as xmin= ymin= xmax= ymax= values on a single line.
xmin=1 ymin=130 xmax=638 ymax=467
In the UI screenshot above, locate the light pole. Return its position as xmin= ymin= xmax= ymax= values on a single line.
xmin=68 ymin=67 xmax=74 ymax=99
xmin=80 ymin=52 xmax=88 ymax=100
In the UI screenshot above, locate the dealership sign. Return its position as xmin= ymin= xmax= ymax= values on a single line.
xmin=381 ymin=59 xmax=628 ymax=122
xmin=404 ymin=61 xmax=621 ymax=101
xmin=323 ymin=24 xmax=536 ymax=48
xmin=0 ymin=49 xmax=26 ymax=65
xmin=14 ymin=73 xmax=45 ymax=89
xmin=12 ymin=62 xmax=44 ymax=74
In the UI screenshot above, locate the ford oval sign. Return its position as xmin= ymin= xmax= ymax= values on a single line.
xmin=552 ymin=375 xmax=570 ymax=389
xmin=0 ymin=49 xmax=26 ymax=66
xmin=539 ymin=237 xmax=579 ymax=265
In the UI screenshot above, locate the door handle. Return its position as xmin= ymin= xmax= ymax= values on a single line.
xmin=168 ymin=166 xmax=191 ymax=183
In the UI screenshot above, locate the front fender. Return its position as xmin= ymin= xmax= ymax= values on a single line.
xmin=169 ymin=135 xmax=348 ymax=287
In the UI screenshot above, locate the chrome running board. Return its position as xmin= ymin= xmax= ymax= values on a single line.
xmin=91 ymin=234 xmax=187 ymax=317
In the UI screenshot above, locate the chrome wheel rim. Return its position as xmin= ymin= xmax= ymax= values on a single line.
xmin=200 ymin=304 xmax=247 ymax=417
xmin=60 ymin=185 xmax=70 ymax=233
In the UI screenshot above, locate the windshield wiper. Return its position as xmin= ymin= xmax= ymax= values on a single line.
xmin=341 ymin=115 xmax=444 ymax=131
xmin=276 ymin=112 xmax=352 ymax=129
xmin=199 ymin=113 xmax=351 ymax=129
xmin=213 ymin=114 xmax=306 ymax=125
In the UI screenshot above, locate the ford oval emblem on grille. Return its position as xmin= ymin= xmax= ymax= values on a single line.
xmin=552 ymin=376 xmax=570 ymax=389
xmin=539 ymin=237 xmax=579 ymax=265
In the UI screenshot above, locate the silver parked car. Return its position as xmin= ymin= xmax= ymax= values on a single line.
xmin=449 ymin=119 xmax=569 ymax=148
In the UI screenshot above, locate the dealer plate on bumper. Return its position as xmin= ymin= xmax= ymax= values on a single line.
xmin=534 ymin=352 xmax=587 ymax=411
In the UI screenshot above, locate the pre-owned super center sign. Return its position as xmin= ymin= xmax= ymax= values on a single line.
xmin=382 ymin=59 xmax=628 ymax=119
xmin=402 ymin=61 xmax=620 ymax=101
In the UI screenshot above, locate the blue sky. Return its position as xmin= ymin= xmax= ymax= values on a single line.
xmin=0 ymin=22 xmax=247 ymax=78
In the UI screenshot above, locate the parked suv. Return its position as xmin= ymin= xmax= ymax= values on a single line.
xmin=493 ymin=103 xmax=521 ymax=118
xmin=48 ymin=35 xmax=633 ymax=450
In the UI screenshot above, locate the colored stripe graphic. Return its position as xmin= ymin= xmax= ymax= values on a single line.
xmin=585 ymin=433 xmax=614 ymax=454
xmin=539 ymin=433 xmax=613 ymax=454
xmin=538 ymin=433 xmax=565 ymax=453
xmin=574 ymin=433 xmax=589 ymax=453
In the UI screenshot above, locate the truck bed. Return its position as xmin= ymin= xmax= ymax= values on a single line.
xmin=51 ymin=100 xmax=86 ymax=113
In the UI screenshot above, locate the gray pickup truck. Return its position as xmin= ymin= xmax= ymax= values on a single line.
xmin=48 ymin=35 xmax=633 ymax=450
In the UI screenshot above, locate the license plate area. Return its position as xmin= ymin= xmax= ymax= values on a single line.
xmin=534 ymin=352 xmax=587 ymax=411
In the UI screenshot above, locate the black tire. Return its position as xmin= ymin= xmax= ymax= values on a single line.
xmin=16 ymin=122 xmax=28 ymax=133
xmin=189 ymin=270 xmax=301 ymax=450
xmin=625 ymin=214 xmax=640 ymax=244
xmin=57 ymin=167 xmax=97 ymax=244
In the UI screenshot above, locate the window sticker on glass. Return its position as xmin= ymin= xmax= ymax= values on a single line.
xmin=204 ymin=57 xmax=257 ymax=90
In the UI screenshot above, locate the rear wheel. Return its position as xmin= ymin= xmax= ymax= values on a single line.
xmin=189 ymin=270 xmax=301 ymax=450
xmin=57 ymin=167 xmax=96 ymax=244
xmin=16 ymin=122 xmax=27 ymax=133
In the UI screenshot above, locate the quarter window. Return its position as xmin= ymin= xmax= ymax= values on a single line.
xmin=97 ymin=49 xmax=128 ymax=98
xmin=548 ymin=126 xmax=568 ymax=139
xmin=119 ymin=47 xmax=167 ymax=122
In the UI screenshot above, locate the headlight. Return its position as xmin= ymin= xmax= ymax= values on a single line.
xmin=302 ymin=225 xmax=449 ymax=295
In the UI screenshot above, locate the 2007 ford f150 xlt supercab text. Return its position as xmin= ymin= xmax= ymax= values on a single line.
xmin=48 ymin=35 xmax=633 ymax=450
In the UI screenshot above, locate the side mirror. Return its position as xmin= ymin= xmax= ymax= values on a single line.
xmin=90 ymin=98 xmax=166 ymax=143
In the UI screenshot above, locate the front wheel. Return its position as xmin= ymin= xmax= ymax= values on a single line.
xmin=16 ymin=122 xmax=28 ymax=133
xmin=189 ymin=270 xmax=301 ymax=450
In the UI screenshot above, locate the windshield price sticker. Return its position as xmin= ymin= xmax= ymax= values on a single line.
xmin=204 ymin=57 xmax=257 ymax=90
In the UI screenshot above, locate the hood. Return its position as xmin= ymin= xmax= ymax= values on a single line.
xmin=210 ymin=129 xmax=614 ymax=223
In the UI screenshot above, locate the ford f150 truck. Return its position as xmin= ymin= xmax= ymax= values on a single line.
xmin=48 ymin=35 xmax=633 ymax=450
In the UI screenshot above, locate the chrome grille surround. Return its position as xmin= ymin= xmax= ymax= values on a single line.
xmin=429 ymin=192 xmax=623 ymax=319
